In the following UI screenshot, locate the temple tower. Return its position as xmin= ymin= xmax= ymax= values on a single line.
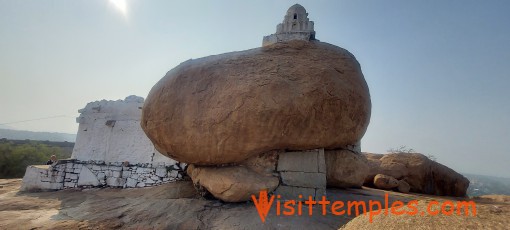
xmin=262 ymin=4 xmax=316 ymax=46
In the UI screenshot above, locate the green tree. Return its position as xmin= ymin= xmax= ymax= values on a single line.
xmin=0 ymin=140 xmax=72 ymax=178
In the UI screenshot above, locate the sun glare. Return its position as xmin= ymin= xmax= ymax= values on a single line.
xmin=109 ymin=0 xmax=127 ymax=17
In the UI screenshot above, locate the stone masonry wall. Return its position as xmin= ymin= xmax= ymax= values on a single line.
xmin=21 ymin=96 xmax=185 ymax=192
xmin=274 ymin=149 xmax=327 ymax=200
xmin=262 ymin=32 xmax=314 ymax=47
xmin=20 ymin=160 xmax=186 ymax=192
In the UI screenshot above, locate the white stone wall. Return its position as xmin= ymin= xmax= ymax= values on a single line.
xmin=262 ymin=32 xmax=315 ymax=47
xmin=20 ymin=165 xmax=64 ymax=191
xmin=20 ymin=160 xmax=186 ymax=191
xmin=21 ymin=95 xmax=185 ymax=192
xmin=71 ymin=95 xmax=176 ymax=165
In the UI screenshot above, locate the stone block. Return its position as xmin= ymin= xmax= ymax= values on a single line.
xmin=64 ymin=181 xmax=76 ymax=188
xmin=77 ymin=166 xmax=99 ymax=187
xmin=277 ymin=150 xmax=319 ymax=173
xmin=280 ymin=172 xmax=326 ymax=188
xmin=126 ymin=178 xmax=137 ymax=188
xmin=50 ymin=182 xmax=63 ymax=190
xmin=137 ymin=182 xmax=146 ymax=187
xmin=145 ymin=178 xmax=155 ymax=184
xmin=92 ymin=165 xmax=101 ymax=171
xmin=109 ymin=166 xmax=122 ymax=171
xmin=97 ymin=172 xmax=106 ymax=180
xmin=136 ymin=167 xmax=145 ymax=174
xmin=106 ymin=177 xmax=126 ymax=187
xmin=273 ymin=185 xmax=316 ymax=201
xmin=122 ymin=171 xmax=131 ymax=178
xmin=69 ymin=173 xmax=78 ymax=180
xmin=73 ymin=168 xmax=81 ymax=174
xmin=130 ymin=173 xmax=139 ymax=179
xmin=169 ymin=170 xmax=178 ymax=178
xmin=155 ymin=167 xmax=167 ymax=177
xmin=55 ymin=176 xmax=64 ymax=183
xmin=112 ymin=171 xmax=122 ymax=178
xmin=318 ymin=148 xmax=326 ymax=173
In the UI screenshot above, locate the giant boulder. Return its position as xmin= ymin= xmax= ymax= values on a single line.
xmin=141 ymin=41 xmax=371 ymax=165
xmin=363 ymin=152 xmax=470 ymax=197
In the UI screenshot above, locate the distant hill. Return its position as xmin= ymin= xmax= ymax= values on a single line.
xmin=0 ymin=124 xmax=14 ymax=129
xmin=465 ymin=173 xmax=510 ymax=197
xmin=0 ymin=129 xmax=76 ymax=142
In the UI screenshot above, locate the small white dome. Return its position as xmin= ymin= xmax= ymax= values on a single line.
xmin=287 ymin=4 xmax=307 ymax=15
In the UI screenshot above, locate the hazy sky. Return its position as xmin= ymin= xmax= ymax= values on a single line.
xmin=1 ymin=0 xmax=509 ymax=177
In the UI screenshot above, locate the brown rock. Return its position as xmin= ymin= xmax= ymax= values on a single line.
xmin=397 ymin=180 xmax=410 ymax=193
xmin=141 ymin=40 xmax=371 ymax=165
xmin=240 ymin=151 xmax=279 ymax=177
xmin=363 ymin=152 xmax=470 ymax=196
xmin=364 ymin=152 xmax=407 ymax=184
xmin=373 ymin=174 xmax=399 ymax=190
xmin=325 ymin=150 xmax=369 ymax=188
xmin=362 ymin=153 xmax=383 ymax=185
xmin=187 ymin=164 xmax=279 ymax=202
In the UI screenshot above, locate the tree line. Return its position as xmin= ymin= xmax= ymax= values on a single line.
xmin=0 ymin=139 xmax=73 ymax=178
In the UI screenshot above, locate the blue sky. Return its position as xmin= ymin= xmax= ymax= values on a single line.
xmin=0 ymin=0 xmax=509 ymax=177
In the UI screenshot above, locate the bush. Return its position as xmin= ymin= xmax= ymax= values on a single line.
xmin=387 ymin=145 xmax=416 ymax=153
xmin=387 ymin=145 xmax=437 ymax=162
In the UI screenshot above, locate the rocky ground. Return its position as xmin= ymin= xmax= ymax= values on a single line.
xmin=341 ymin=194 xmax=510 ymax=230
xmin=1 ymin=179 xmax=508 ymax=229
